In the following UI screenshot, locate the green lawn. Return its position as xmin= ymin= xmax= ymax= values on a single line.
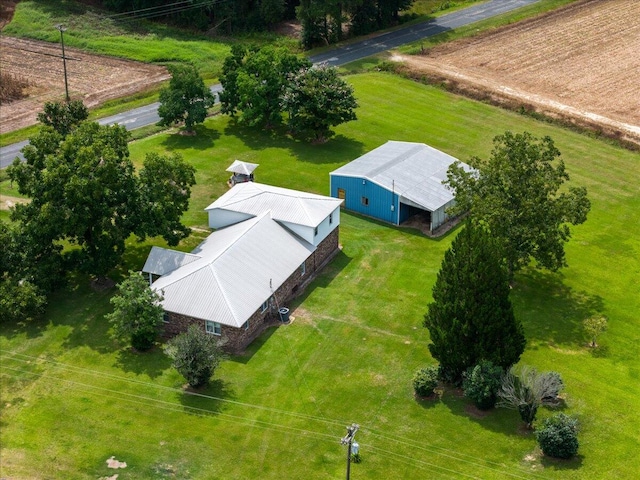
xmin=1 ymin=72 xmax=639 ymax=479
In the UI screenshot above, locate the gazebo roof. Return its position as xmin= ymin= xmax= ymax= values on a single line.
xmin=226 ymin=160 xmax=259 ymax=175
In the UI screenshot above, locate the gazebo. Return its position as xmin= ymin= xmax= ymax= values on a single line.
xmin=226 ymin=160 xmax=259 ymax=186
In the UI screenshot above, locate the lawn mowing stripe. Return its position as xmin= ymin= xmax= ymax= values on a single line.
xmin=0 ymin=350 xmax=349 ymax=428
xmin=2 ymin=365 xmax=341 ymax=441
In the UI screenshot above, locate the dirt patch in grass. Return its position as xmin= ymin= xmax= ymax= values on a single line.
xmin=0 ymin=36 xmax=169 ymax=134
xmin=1 ymin=194 xmax=28 ymax=210
xmin=395 ymin=0 xmax=640 ymax=146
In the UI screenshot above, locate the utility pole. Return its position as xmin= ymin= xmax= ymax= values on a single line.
xmin=340 ymin=423 xmax=359 ymax=480
xmin=56 ymin=24 xmax=70 ymax=102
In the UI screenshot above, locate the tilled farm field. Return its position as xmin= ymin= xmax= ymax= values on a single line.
xmin=399 ymin=0 xmax=640 ymax=144
xmin=0 ymin=36 xmax=169 ymax=134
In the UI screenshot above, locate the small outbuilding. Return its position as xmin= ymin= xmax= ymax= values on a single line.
xmin=329 ymin=141 xmax=472 ymax=232
xmin=227 ymin=159 xmax=258 ymax=186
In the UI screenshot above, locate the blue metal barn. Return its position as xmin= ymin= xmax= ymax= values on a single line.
xmin=329 ymin=141 xmax=472 ymax=232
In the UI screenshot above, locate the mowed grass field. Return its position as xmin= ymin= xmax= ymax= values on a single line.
xmin=1 ymin=72 xmax=639 ymax=479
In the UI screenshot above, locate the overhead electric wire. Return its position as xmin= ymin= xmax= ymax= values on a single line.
xmin=103 ymin=0 xmax=230 ymax=23
xmin=1 ymin=365 xmax=339 ymax=441
xmin=0 ymin=350 xmax=348 ymax=428
xmin=1 ymin=351 xmax=544 ymax=479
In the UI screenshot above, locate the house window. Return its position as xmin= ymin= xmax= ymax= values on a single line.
xmin=314 ymin=226 xmax=318 ymax=236
xmin=242 ymin=320 xmax=249 ymax=331
xmin=205 ymin=320 xmax=221 ymax=335
xmin=300 ymin=261 xmax=306 ymax=276
xmin=162 ymin=312 xmax=170 ymax=324
xmin=261 ymin=299 xmax=269 ymax=313
xmin=361 ymin=196 xmax=369 ymax=206
xmin=329 ymin=213 xmax=333 ymax=224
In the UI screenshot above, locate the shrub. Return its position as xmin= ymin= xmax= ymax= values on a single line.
xmin=584 ymin=315 xmax=607 ymax=347
xmin=536 ymin=413 xmax=579 ymax=459
xmin=541 ymin=371 xmax=564 ymax=405
xmin=497 ymin=366 xmax=566 ymax=428
xmin=462 ymin=360 xmax=504 ymax=410
xmin=166 ymin=325 xmax=224 ymax=388
xmin=106 ymin=271 xmax=164 ymax=351
xmin=413 ymin=365 xmax=439 ymax=397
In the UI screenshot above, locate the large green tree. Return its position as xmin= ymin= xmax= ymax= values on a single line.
xmin=282 ymin=64 xmax=358 ymax=143
xmin=8 ymin=123 xmax=196 ymax=280
xmin=158 ymin=64 xmax=215 ymax=134
xmin=36 ymin=99 xmax=88 ymax=136
xmin=424 ymin=222 xmax=526 ymax=383
xmin=219 ymin=45 xmax=311 ymax=128
xmin=106 ymin=271 xmax=165 ymax=351
xmin=446 ymin=131 xmax=590 ymax=277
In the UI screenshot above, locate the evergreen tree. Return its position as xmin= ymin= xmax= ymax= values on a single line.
xmin=424 ymin=223 xmax=525 ymax=383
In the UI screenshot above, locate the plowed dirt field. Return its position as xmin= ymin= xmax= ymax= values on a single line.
xmin=398 ymin=0 xmax=640 ymax=144
xmin=0 ymin=36 xmax=169 ymax=134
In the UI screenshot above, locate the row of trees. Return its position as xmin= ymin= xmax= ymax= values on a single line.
xmin=419 ymin=132 xmax=590 ymax=458
xmin=220 ymin=45 xmax=358 ymax=142
xmin=424 ymin=131 xmax=591 ymax=382
xmin=0 ymin=100 xmax=196 ymax=322
xmin=96 ymin=0 xmax=415 ymax=46
xmin=297 ymin=0 xmax=414 ymax=47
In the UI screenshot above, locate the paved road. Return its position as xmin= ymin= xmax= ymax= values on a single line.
xmin=0 ymin=0 xmax=540 ymax=168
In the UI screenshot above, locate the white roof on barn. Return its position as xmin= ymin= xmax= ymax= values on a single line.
xmin=226 ymin=159 xmax=259 ymax=175
xmin=330 ymin=141 xmax=473 ymax=211
xmin=206 ymin=182 xmax=343 ymax=228
xmin=147 ymin=212 xmax=315 ymax=328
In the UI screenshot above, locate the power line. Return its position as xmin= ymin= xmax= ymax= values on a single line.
xmin=103 ymin=0 xmax=229 ymax=23
xmin=1 ymin=351 xmax=544 ymax=479
xmin=0 ymin=350 xmax=347 ymax=428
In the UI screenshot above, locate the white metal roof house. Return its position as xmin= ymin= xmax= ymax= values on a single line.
xmin=329 ymin=141 xmax=473 ymax=232
xmin=142 ymin=183 xmax=343 ymax=352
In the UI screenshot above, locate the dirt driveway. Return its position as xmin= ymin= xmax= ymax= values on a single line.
xmin=0 ymin=36 xmax=169 ymax=134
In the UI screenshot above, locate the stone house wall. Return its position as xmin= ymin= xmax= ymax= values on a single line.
xmin=162 ymin=226 xmax=340 ymax=354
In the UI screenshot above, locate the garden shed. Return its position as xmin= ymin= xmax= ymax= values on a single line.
xmin=329 ymin=141 xmax=472 ymax=232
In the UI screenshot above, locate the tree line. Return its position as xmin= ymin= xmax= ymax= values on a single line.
xmin=95 ymin=0 xmax=416 ymax=47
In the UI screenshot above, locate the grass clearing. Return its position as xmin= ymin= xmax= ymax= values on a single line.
xmin=1 ymin=72 xmax=639 ymax=479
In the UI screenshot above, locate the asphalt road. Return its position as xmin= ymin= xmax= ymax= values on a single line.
xmin=0 ymin=0 xmax=540 ymax=168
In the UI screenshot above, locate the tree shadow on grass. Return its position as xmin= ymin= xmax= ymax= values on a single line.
xmin=178 ymin=378 xmax=235 ymax=415
xmin=224 ymin=122 xmax=366 ymax=165
xmin=541 ymin=454 xmax=584 ymax=471
xmin=511 ymin=269 xmax=605 ymax=350
xmin=114 ymin=346 xmax=172 ymax=379
xmin=161 ymin=123 xmax=220 ymax=151
xmin=438 ymin=388 xmax=532 ymax=438
xmin=227 ymin=326 xmax=278 ymax=365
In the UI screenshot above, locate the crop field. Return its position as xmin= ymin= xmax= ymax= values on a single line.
xmin=0 ymin=36 xmax=169 ymax=134
xmin=399 ymin=0 xmax=640 ymax=144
